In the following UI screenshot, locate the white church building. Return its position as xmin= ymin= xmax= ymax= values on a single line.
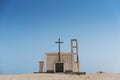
xmin=39 ymin=39 xmax=80 ymax=73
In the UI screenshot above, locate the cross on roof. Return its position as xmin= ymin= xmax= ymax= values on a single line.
xmin=55 ymin=38 xmax=63 ymax=61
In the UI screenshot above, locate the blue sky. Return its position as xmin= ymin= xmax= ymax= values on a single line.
xmin=0 ymin=0 xmax=120 ymax=74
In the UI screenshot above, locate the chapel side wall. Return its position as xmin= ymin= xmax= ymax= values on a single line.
xmin=72 ymin=56 xmax=80 ymax=72
xmin=39 ymin=61 xmax=44 ymax=72
xmin=46 ymin=54 xmax=58 ymax=72
xmin=43 ymin=54 xmax=47 ymax=72
xmin=61 ymin=54 xmax=73 ymax=72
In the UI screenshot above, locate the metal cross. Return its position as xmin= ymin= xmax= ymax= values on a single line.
xmin=55 ymin=38 xmax=63 ymax=61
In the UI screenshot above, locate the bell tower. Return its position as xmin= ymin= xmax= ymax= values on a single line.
xmin=71 ymin=39 xmax=80 ymax=72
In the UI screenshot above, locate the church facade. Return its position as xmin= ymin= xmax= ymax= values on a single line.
xmin=39 ymin=39 xmax=80 ymax=73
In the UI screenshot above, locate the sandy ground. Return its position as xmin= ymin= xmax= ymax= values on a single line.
xmin=0 ymin=73 xmax=120 ymax=80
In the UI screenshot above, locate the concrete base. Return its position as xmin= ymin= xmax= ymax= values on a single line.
xmin=47 ymin=70 xmax=54 ymax=73
xmin=65 ymin=72 xmax=86 ymax=75
xmin=34 ymin=72 xmax=86 ymax=75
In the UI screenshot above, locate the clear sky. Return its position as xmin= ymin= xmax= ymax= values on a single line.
xmin=0 ymin=0 xmax=120 ymax=74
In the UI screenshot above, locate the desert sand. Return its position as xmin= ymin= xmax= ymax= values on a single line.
xmin=0 ymin=73 xmax=120 ymax=80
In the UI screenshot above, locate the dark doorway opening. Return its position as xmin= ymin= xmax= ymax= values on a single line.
xmin=55 ymin=63 xmax=64 ymax=72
